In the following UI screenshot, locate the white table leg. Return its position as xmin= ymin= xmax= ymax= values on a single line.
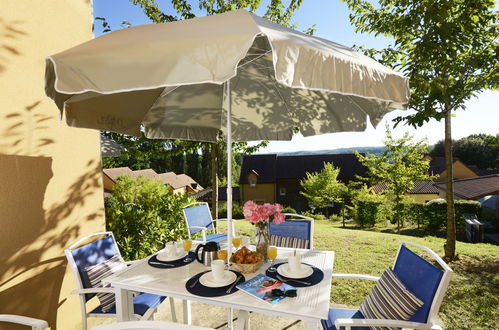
xmin=305 ymin=320 xmax=319 ymax=330
xmin=182 ymin=299 xmax=192 ymax=325
xmin=115 ymin=288 xmax=133 ymax=321
xmin=228 ymin=308 xmax=233 ymax=329
xmin=235 ymin=310 xmax=249 ymax=330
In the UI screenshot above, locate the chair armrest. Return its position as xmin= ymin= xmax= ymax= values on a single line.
xmin=213 ymin=218 xmax=234 ymax=221
xmin=189 ymin=226 xmax=208 ymax=231
xmin=0 ymin=315 xmax=48 ymax=329
xmin=71 ymin=287 xmax=115 ymax=295
xmin=332 ymin=273 xmax=380 ymax=281
xmin=335 ymin=318 xmax=428 ymax=329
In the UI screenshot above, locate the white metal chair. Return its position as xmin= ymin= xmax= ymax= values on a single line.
xmin=322 ymin=241 xmax=452 ymax=330
xmin=182 ymin=202 xmax=236 ymax=243
xmin=91 ymin=320 xmax=215 ymax=330
xmin=0 ymin=315 xmax=48 ymax=330
xmin=268 ymin=213 xmax=314 ymax=249
xmin=65 ymin=232 xmax=177 ymax=330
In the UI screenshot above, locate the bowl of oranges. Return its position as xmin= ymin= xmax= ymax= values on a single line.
xmin=230 ymin=246 xmax=264 ymax=273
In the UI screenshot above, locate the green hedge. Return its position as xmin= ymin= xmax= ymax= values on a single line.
xmin=354 ymin=198 xmax=481 ymax=232
xmin=218 ymin=202 xmax=244 ymax=219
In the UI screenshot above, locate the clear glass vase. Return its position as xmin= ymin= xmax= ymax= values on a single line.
xmin=256 ymin=223 xmax=270 ymax=261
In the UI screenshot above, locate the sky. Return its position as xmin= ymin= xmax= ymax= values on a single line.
xmin=93 ymin=0 xmax=498 ymax=153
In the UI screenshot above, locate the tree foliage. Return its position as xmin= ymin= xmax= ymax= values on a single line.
xmin=431 ymin=134 xmax=499 ymax=170
xmin=355 ymin=126 xmax=436 ymax=232
xmin=343 ymin=0 xmax=498 ymax=260
xmin=105 ymin=175 xmax=195 ymax=260
xmin=300 ymin=162 xmax=346 ymax=212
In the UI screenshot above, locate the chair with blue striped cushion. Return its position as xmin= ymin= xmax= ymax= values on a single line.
xmin=321 ymin=241 xmax=452 ymax=330
xmin=183 ymin=202 xmax=235 ymax=243
xmin=65 ymin=232 xmax=175 ymax=330
xmin=269 ymin=213 xmax=314 ymax=249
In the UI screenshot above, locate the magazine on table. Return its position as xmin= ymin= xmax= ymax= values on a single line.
xmin=236 ymin=273 xmax=296 ymax=304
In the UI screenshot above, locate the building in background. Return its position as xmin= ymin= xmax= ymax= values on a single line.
xmin=239 ymin=154 xmax=367 ymax=212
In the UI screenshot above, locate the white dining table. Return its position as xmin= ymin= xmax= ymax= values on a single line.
xmin=105 ymin=247 xmax=334 ymax=330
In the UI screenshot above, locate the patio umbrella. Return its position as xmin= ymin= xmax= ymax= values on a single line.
xmin=45 ymin=9 xmax=409 ymax=259
xmin=100 ymin=135 xmax=127 ymax=157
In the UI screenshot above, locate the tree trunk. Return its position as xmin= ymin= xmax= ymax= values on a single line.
xmin=210 ymin=142 xmax=218 ymax=222
xmin=444 ymin=108 xmax=456 ymax=261
xmin=395 ymin=196 xmax=400 ymax=234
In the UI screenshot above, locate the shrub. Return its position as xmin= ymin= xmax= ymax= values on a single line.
xmin=105 ymin=175 xmax=195 ymax=261
xmin=353 ymin=193 xmax=388 ymax=227
xmin=300 ymin=211 xmax=327 ymax=220
xmin=218 ymin=202 xmax=244 ymax=219
xmin=424 ymin=199 xmax=481 ymax=232
xmin=282 ymin=206 xmax=297 ymax=214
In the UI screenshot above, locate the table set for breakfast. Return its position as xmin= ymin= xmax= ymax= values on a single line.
xmin=105 ymin=240 xmax=334 ymax=330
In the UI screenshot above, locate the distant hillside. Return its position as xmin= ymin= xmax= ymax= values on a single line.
xmin=268 ymin=146 xmax=387 ymax=156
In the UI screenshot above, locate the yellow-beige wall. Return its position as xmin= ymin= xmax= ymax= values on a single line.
xmin=439 ymin=161 xmax=479 ymax=180
xmin=1 ymin=1 xmax=105 ymax=329
xmin=103 ymin=174 xmax=116 ymax=192
xmin=240 ymin=184 xmax=275 ymax=204
xmin=406 ymin=193 xmax=439 ymax=203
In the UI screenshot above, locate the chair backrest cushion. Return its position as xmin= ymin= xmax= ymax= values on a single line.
xmin=183 ymin=204 xmax=213 ymax=235
xmin=70 ymin=234 xmax=119 ymax=300
xmin=360 ymin=267 xmax=424 ymax=327
xmin=269 ymin=220 xmax=311 ymax=249
xmin=270 ymin=235 xmax=309 ymax=249
xmin=393 ymin=245 xmax=444 ymax=323
xmin=85 ymin=254 xmax=126 ymax=312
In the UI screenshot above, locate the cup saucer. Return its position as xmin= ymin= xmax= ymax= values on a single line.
xmin=277 ymin=263 xmax=313 ymax=279
xmin=156 ymin=250 xmax=187 ymax=262
xmin=199 ymin=271 xmax=236 ymax=287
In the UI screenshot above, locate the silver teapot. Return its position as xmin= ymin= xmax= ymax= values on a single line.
xmin=194 ymin=241 xmax=219 ymax=266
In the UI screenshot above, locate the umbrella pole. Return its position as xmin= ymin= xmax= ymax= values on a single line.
xmin=224 ymin=80 xmax=233 ymax=265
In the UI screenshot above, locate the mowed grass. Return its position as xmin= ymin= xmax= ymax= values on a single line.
xmin=219 ymin=219 xmax=499 ymax=330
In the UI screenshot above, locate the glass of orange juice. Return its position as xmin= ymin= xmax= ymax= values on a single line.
xmin=183 ymin=239 xmax=192 ymax=262
xmin=217 ymin=249 xmax=228 ymax=262
xmin=232 ymin=236 xmax=241 ymax=249
xmin=267 ymin=246 xmax=278 ymax=272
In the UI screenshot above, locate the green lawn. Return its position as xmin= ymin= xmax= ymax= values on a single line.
xmin=220 ymin=219 xmax=499 ymax=330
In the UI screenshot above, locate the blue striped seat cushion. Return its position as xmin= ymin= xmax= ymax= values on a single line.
xmin=84 ymin=254 xmax=127 ymax=312
xmin=360 ymin=267 xmax=423 ymax=330
xmin=270 ymin=235 xmax=309 ymax=249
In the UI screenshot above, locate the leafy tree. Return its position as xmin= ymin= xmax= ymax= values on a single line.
xmin=105 ymin=175 xmax=195 ymax=260
xmin=355 ymin=127 xmax=436 ymax=232
xmin=431 ymin=134 xmax=499 ymax=170
xmin=343 ymin=0 xmax=498 ymax=260
xmin=300 ymin=162 xmax=346 ymax=215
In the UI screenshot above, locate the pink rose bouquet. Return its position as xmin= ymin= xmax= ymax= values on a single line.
xmin=243 ymin=201 xmax=286 ymax=225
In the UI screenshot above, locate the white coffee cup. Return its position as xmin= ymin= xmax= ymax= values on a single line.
xmin=211 ymin=259 xmax=225 ymax=282
xmin=288 ymin=253 xmax=302 ymax=274
xmin=164 ymin=242 xmax=177 ymax=257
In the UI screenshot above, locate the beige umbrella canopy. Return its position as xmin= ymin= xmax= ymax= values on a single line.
xmin=45 ymin=9 xmax=409 ymax=259
xmin=45 ymin=9 xmax=408 ymax=143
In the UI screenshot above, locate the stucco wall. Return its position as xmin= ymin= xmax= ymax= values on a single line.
xmin=406 ymin=193 xmax=439 ymax=203
xmin=0 ymin=1 xmax=105 ymax=329
xmin=439 ymin=161 xmax=479 ymax=180
xmin=240 ymin=183 xmax=276 ymax=204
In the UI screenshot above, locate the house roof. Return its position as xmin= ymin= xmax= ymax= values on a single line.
xmin=434 ymin=174 xmax=499 ymax=200
xmin=103 ymin=167 xmax=133 ymax=181
xmin=239 ymin=154 xmax=278 ymax=184
xmin=239 ymin=153 xmax=366 ymax=184
xmin=193 ymin=187 xmax=240 ymax=201
xmin=131 ymin=169 xmax=159 ymax=180
xmin=372 ymin=180 xmax=439 ymax=194
xmin=158 ymin=172 xmax=184 ymax=189
xmin=177 ymin=174 xmax=203 ymax=191
xmin=428 ymin=156 xmax=480 ymax=177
